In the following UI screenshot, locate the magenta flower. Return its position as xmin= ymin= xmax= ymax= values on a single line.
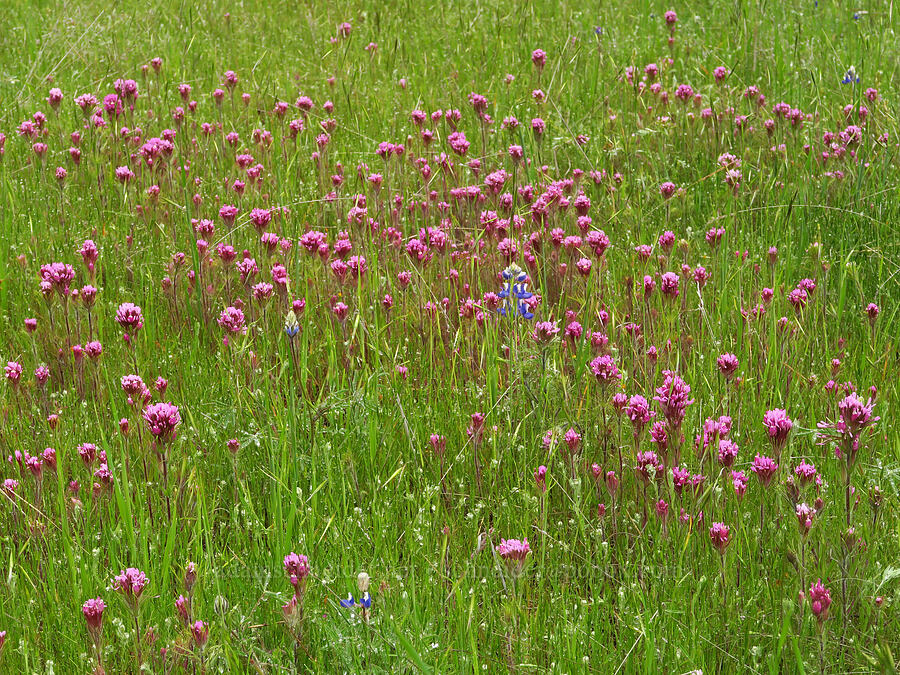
xmin=531 ymin=320 xmax=560 ymax=344
xmin=495 ymin=538 xmax=531 ymax=576
xmin=5 ymin=361 xmax=22 ymax=386
xmin=534 ymin=465 xmax=547 ymax=492
xmin=190 ymin=620 xmax=209 ymax=648
xmin=115 ymin=302 xmax=144 ymax=333
xmin=865 ymin=303 xmax=880 ymax=323
xmin=589 ymin=354 xmax=621 ymax=384
xmin=143 ymin=402 xmax=181 ymax=442
xmin=659 ymin=272 xmax=680 ymax=299
xmin=731 ymin=471 xmax=748 ymax=499
xmin=794 ymin=461 xmax=817 ymax=484
xmin=817 ymin=392 xmax=878 ymax=465
xmin=332 ymin=302 xmax=349 ymax=322
xmin=716 ymin=353 xmax=739 ymax=380
xmin=40 ymin=262 xmax=76 ymax=295
xmin=218 ymin=306 xmax=246 ymax=333
xmin=796 ymin=502 xmax=816 ymax=536
xmin=82 ymin=597 xmax=105 ymax=645
xmin=284 ymin=552 xmax=310 ymax=593
xmin=709 ymin=522 xmax=730 ymax=554
xmin=717 ymin=439 xmax=739 ymax=468
xmin=750 ymin=453 xmax=779 ymax=487
xmin=654 ymin=371 xmax=694 ymax=429
xmin=762 ymin=408 xmax=793 ymax=455
xmin=113 ymin=568 xmax=148 ymax=609
xmin=808 ymin=580 xmax=832 ymax=624
xmin=655 ymin=499 xmax=670 ymax=522
xmin=626 ymin=395 xmax=655 ymax=436
xmin=563 ymin=428 xmax=581 ymax=455
xmin=635 ymin=450 xmax=662 ymax=483
xmin=659 ymin=181 xmax=677 ymax=199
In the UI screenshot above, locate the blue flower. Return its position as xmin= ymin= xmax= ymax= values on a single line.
xmin=340 ymin=594 xmax=355 ymax=608
xmin=842 ymin=66 xmax=859 ymax=85
xmin=498 ymin=264 xmax=535 ymax=320
xmin=358 ymin=592 xmax=372 ymax=609
xmin=284 ymin=309 xmax=301 ymax=338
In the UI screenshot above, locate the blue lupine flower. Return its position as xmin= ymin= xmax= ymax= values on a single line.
xmin=498 ymin=263 xmax=535 ymax=320
xmin=340 ymin=594 xmax=355 ymax=608
xmin=358 ymin=592 xmax=372 ymax=608
xmin=284 ymin=309 xmax=300 ymax=338
xmin=842 ymin=66 xmax=859 ymax=85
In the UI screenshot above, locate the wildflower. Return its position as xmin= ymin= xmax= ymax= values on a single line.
xmin=143 ymin=402 xmax=181 ymax=442
xmin=762 ymin=409 xmax=793 ymax=455
xmin=654 ymin=371 xmax=694 ymax=430
xmin=796 ymin=502 xmax=816 ymax=536
xmin=284 ymin=552 xmax=310 ymax=593
xmin=808 ymin=580 xmax=832 ymax=624
xmin=589 ymin=354 xmax=621 ymax=384
xmin=218 ymin=306 xmax=246 ymax=333
xmin=731 ymin=471 xmax=748 ymax=499
xmin=495 ymin=538 xmax=530 ymax=577
xmin=626 ymin=395 xmax=655 ymax=437
xmin=842 ymin=66 xmax=859 ymax=85
xmin=865 ymin=303 xmax=879 ymax=323
xmin=82 ymin=597 xmax=105 ymax=646
xmin=284 ymin=309 xmax=301 ymax=338
xmin=635 ymin=450 xmax=662 ymax=483
xmin=709 ymin=522 xmax=730 ymax=554
xmin=190 ymin=620 xmax=209 ymax=648
xmin=750 ymin=454 xmax=779 ymax=487
xmin=5 ymin=361 xmax=22 ymax=386
xmin=532 ymin=320 xmax=559 ymax=344
xmin=659 ymin=182 xmax=677 ymax=199
xmin=794 ymin=461 xmax=817 ymax=484
xmin=716 ymin=353 xmax=739 ymax=380
xmin=717 ymin=439 xmax=739 ymax=468
xmin=113 ymin=568 xmax=148 ymax=610
xmin=656 ymin=499 xmax=670 ymax=522
xmin=659 ymin=272 xmax=680 ymax=299
xmin=817 ymin=392 xmax=878 ymax=466
xmin=115 ymin=302 xmax=144 ymax=333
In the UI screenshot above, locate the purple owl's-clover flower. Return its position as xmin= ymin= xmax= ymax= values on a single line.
xmin=82 ymin=597 xmax=105 ymax=645
xmin=626 ymin=395 xmax=655 ymax=438
xmin=284 ymin=552 xmax=310 ymax=595
xmin=495 ymin=538 xmax=531 ymax=577
xmin=817 ymin=392 xmax=879 ymax=468
xmin=763 ymin=408 xmax=793 ymax=457
xmin=808 ymin=580 xmax=832 ymax=624
xmin=531 ymin=320 xmax=559 ymax=344
xmin=654 ymin=371 xmax=694 ymax=432
xmin=113 ymin=568 xmax=148 ymax=610
xmin=534 ymin=465 xmax=547 ymax=492
xmin=190 ymin=620 xmax=210 ymax=648
xmin=589 ymin=354 xmax=621 ymax=386
xmin=143 ymin=402 xmax=181 ymax=443
xmin=218 ymin=306 xmax=246 ymax=333
xmin=716 ymin=353 xmax=739 ymax=380
xmin=750 ymin=454 xmax=779 ymax=487
xmin=709 ymin=522 xmax=730 ymax=554
xmin=115 ymin=302 xmax=144 ymax=333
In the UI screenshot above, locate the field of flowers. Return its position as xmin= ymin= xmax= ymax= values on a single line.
xmin=0 ymin=0 xmax=898 ymax=672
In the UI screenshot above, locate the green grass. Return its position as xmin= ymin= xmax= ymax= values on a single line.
xmin=0 ymin=0 xmax=898 ymax=672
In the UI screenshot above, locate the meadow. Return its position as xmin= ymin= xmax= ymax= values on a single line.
xmin=0 ymin=0 xmax=898 ymax=672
